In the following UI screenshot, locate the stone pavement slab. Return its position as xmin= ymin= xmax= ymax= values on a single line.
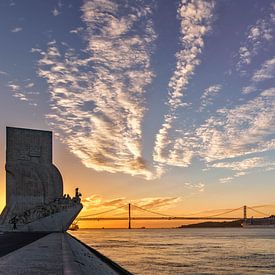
xmin=0 ymin=232 xmax=48 ymax=257
xmin=0 ymin=233 xmax=129 ymax=275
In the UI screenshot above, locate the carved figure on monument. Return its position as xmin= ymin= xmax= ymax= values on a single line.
xmin=74 ymin=188 xmax=82 ymax=203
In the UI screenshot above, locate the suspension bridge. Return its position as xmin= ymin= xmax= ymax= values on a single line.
xmin=76 ymin=203 xmax=274 ymax=229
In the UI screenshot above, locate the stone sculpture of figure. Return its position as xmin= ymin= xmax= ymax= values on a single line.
xmin=75 ymin=188 xmax=79 ymax=197
xmin=10 ymin=216 xmax=18 ymax=230
xmin=75 ymin=188 xmax=82 ymax=198
xmin=74 ymin=188 xmax=82 ymax=203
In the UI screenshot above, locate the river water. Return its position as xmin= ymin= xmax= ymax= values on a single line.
xmin=70 ymin=228 xmax=275 ymax=274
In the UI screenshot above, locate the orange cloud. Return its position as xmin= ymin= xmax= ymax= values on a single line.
xmin=80 ymin=195 xmax=182 ymax=217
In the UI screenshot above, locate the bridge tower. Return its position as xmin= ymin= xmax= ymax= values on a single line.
xmin=128 ymin=203 xmax=131 ymax=229
xmin=243 ymin=205 xmax=247 ymax=220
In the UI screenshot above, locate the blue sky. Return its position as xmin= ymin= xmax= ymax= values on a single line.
xmin=0 ymin=0 xmax=275 ymax=217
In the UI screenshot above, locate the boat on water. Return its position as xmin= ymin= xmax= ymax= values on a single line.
xmin=69 ymin=222 xmax=79 ymax=231
xmin=242 ymin=215 xmax=275 ymax=228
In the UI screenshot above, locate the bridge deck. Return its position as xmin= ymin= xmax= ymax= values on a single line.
xmin=79 ymin=217 xmax=243 ymax=221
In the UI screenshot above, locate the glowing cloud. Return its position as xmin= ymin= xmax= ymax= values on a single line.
xmin=211 ymin=157 xmax=274 ymax=171
xmin=184 ymin=182 xmax=205 ymax=192
xmin=236 ymin=5 xmax=274 ymax=74
xmin=197 ymin=89 xmax=275 ymax=162
xmin=252 ymin=56 xmax=275 ymax=82
xmin=154 ymin=0 xmax=215 ymax=166
xmin=200 ymin=84 xmax=222 ymax=110
xmin=81 ymin=194 xmax=181 ymax=214
xmin=37 ymin=0 xmax=157 ymax=179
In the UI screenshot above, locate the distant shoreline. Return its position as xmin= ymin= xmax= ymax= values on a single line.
xmin=71 ymin=221 xmax=243 ymax=230
xmin=178 ymin=220 xmax=242 ymax=228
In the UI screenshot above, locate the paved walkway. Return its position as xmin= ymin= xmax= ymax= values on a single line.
xmin=0 ymin=233 xmax=130 ymax=274
xmin=0 ymin=232 xmax=48 ymax=257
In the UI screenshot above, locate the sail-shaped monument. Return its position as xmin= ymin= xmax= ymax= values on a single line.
xmin=0 ymin=127 xmax=82 ymax=232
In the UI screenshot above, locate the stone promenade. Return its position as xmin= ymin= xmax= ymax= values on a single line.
xmin=0 ymin=233 xmax=130 ymax=274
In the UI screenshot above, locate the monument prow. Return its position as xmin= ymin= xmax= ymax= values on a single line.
xmin=0 ymin=127 xmax=82 ymax=232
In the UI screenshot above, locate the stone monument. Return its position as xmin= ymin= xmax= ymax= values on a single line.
xmin=0 ymin=127 xmax=82 ymax=232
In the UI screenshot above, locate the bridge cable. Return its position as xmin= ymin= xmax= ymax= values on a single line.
xmin=247 ymin=207 xmax=268 ymax=217
xmin=127 ymin=204 xmax=242 ymax=218
xmin=131 ymin=204 xmax=174 ymax=217
xmin=78 ymin=204 xmax=128 ymax=218
xmin=251 ymin=204 xmax=275 ymax=209
xmin=205 ymin=206 xmax=244 ymax=218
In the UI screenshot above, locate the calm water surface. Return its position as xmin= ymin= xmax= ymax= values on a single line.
xmin=70 ymin=228 xmax=275 ymax=274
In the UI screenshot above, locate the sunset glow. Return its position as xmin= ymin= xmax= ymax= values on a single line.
xmin=0 ymin=0 xmax=275 ymax=228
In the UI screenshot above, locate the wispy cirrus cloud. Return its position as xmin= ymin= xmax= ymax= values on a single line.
xmin=154 ymin=0 xmax=215 ymax=166
xmin=152 ymin=79 xmax=275 ymax=174
xmin=1 ymin=0 xmax=274 ymax=193
xmin=82 ymin=195 xmax=126 ymax=210
xmin=242 ymin=85 xmax=257 ymax=95
xmin=167 ymin=0 xmax=215 ymax=109
xmin=11 ymin=27 xmax=23 ymax=33
xmin=216 ymin=156 xmax=275 ymax=184
xmin=69 ymin=27 xmax=83 ymax=34
xmin=261 ymin=87 xmax=275 ymax=97
xmin=81 ymin=194 xmax=181 ymax=214
xmin=252 ymin=56 xmax=275 ymax=82
xmin=0 ymin=70 xmax=8 ymax=76
xmin=184 ymin=182 xmax=205 ymax=192
xmin=7 ymin=83 xmax=27 ymax=101
xmin=133 ymin=196 xmax=181 ymax=210
xmin=26 ymin=1 xmax=275 ymax=185
xmin=52 ymin=8 xmax=60 ymax=16
xmin=197 ymin=89 xmax=275 ymax=162
xmin=52 ymin=0 xmax=62 ymax=16
xmin=219 ymin=171 xmax=252 ymax=184
xmin=236 ymin=4 xmax=274 ymax=73
xmin=36 ymin=0 xmax=157 ymax=179
xmin=219 ymin=176 xmax=234 ymax=184
xmin=241 ymin=56 xmax=275 ymax=94
xmin=200 ymin=84 xmax=222 ymax=111
xmin=211 ymin=157 xmax=275 ymax=171
xmin=7 ymin=80 xmax=37 ymax=105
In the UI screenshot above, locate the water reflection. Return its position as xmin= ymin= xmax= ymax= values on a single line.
xmin=71 ymin=228 xmax=275 ymax=274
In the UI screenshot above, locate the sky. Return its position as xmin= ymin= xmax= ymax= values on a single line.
xmin=0 ymin=0 xmax=275 ymax=228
